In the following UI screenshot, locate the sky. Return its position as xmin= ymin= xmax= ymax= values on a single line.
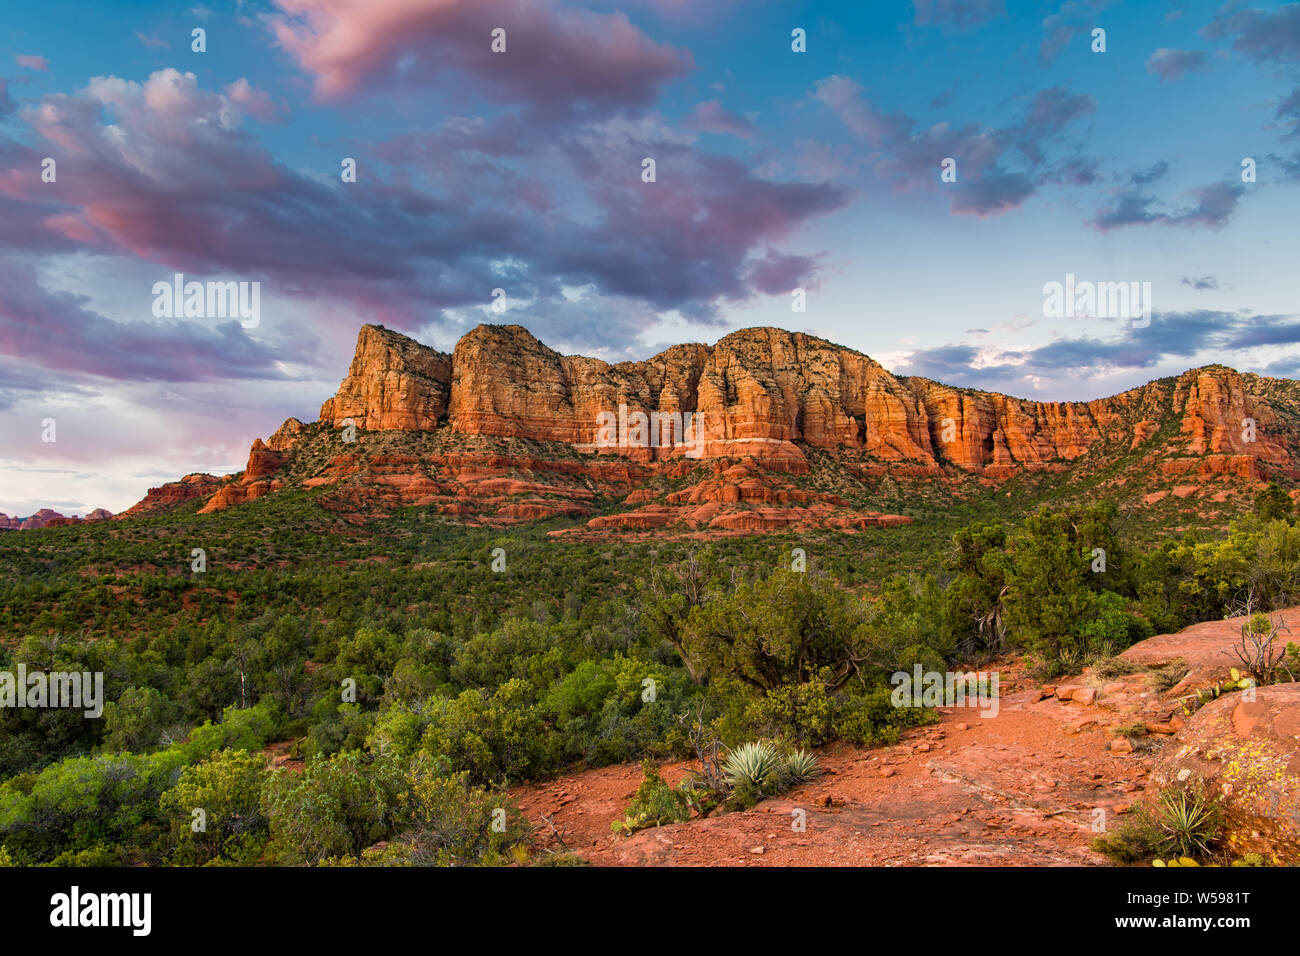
xmin=1 ymin=0 xmax=1299 ymax=516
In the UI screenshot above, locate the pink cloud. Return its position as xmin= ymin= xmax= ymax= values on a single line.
xmin=16 ymin=55 xmax=49 ymax=71
xmin=225 ymin=78 xmax=282 ymax=123
xmin=269 ymin=0 xmax=691 ymax=117
xmin=683 ymin=99 xmax=756 ymax=139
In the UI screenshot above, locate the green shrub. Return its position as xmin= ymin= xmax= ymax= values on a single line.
xmin=160 ymin=749 xmax=270 ymax=865
xmin=611 ymin=760 xmax=690 ymax=834
xmin=262 ymin=751 xmax=407 ymax=864
xmin=418 ymin=679 xmax=554 ymax=786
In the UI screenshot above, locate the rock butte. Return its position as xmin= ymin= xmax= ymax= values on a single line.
xmin=121 ymin=323 xmax=1300 ymax=532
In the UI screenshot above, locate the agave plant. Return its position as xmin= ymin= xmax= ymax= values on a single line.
xmin=783 ymin=748 xmax=822 ymax=784
xmin=1155 ymin=788 xmax=1220 ymax=860
xmin=722 ymin=741 xmax=780 ymax=795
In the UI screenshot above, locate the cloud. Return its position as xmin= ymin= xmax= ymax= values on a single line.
xmin=913 ymin=0 xmax=1005 ymax=29
xmin=0 ymin=258 xmax=284 ymax=382
xmin=1181 ymin=275 xmax=1219 ymax=290
xmin=0 ymin=80 xmax=12 ymax=118
xmin=268 ymin=0 xmax=692 ymax=120
xmin=891 ymin=310 xmax=1300 ymax=393
xmin=1146 ymin=47 xmax=1208 ymax=80
xmin=224 ymin=78 xmax=281 ymax=123
xmin=1092 ymin=178 xmax=1245 ymax=231
xmin=1129 ymin=160 xmax=1170 ymax=186
xmin=1039 ymin=1 xmax=1096 ymax=67
xmin=15 ymin=55 xmax=48 ymax=71
xmin=811 ymin=75 xmax=912 ymax=146
xmin=950 ymin=170 xmax=1036 ymax=215
xmin=1175 ymin=181 xmax=1246 ymax=228
xmin=1280 ymin=86 xmax=1300 ymax=130
xmin=136 ymin=33 xmax=171 ymax=49
xmin=812 ymin=77 xmax=1096 ymax=217
xmin=0 ymin=68 xmax=847 ymax=360
xmin=683 ymin=100 xmax=756 ymax=139
xmin=1204 ymin=2 xmax=1300 ymax=65
xmin=745 ymin=250 xmax=819 ymax=295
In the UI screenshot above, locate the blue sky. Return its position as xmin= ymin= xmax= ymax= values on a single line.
xmin=1 ymin=0 xmax=1299 ymax=515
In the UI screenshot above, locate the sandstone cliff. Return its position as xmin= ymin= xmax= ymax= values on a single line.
xmin=121 ymin=322 xmax=1300 ymax=531
xmin=321 ymin=323 xmax=1298 ymax=476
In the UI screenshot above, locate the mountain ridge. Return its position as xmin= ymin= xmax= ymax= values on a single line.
xmin=117 ymin=322 xmax=1300 ymax=534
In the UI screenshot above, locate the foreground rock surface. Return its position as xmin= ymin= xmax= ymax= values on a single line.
xmin=1150 ymin=683 xmax=1300 ymax=865
xmin=512 ymin=610 xmax=1300 ymax=866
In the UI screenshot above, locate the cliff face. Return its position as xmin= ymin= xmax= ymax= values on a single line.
xmin=319 ymin=324 xmax=452 ymax=431
xmin=315 ymin=323 xmax=1297 ymax=476
xmin=119 ymin=322 xmax=1300 ymax=529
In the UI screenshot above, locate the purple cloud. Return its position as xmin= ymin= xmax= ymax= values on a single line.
xmin=812 ymin=77 xmax=1095 ymax=217
xmin=1092 ymin=178 xmax=1245 ymax=231
xmin=0 ymin=259 xmax=283 ymax=382
xmin=683 ymin=100 xmax=756 ymax=139
xmin=0 ymin=66 xmax=848 ymax=362
xmin=1204 ymin=2 xmax=1300 ymax=65
xmin=1147 ymin=47 xmax=1209 ymax=80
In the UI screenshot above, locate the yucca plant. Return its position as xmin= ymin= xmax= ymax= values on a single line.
xmin=782 ymin=748 xmax=822 ymax=784
xmin=722 ymin=741 xmax=780 ymax=801
xmin=1154 ymin=788 xmax=1220 ymax=860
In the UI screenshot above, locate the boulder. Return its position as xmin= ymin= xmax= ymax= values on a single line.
xmin=1149 ymin=683 xmax=1300 ymax=864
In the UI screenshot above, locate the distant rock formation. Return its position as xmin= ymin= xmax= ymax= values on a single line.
xmin=0 ymin=507 xmax=113 ymax=530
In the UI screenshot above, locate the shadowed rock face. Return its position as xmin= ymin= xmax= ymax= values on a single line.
xmin=317 ymin=323 xmax=1300 ymax=474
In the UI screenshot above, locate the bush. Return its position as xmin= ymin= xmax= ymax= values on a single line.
xmin=397 ymin=755 xmax=531 ymax=866
xmin=262 ymin=751 xmax=407 ymax=864
xmin=611 ymin=760 xmax=690 ymax=834
xmin=543 ymin=655 xmax=696 ymax=766
xmin=160 ymin=749 xmax=270 ymax=865
xmin=833 ymin=685 xmax=939 ymax=747
xmin=418 ymin=679 xmax=554 ymax=786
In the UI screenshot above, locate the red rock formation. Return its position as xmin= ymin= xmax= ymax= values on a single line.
xmin=319 ymin=324 xmax=452 ymax=431
xmin=124 ymin=322 xmax=1300 ymax=530
xmin=117 ymin=474 xmax=225 ymax=519
xmin=267 ymin=417 xmax=305 ymax=451
xmin=198 ymin=439 xmax=288 ymax=514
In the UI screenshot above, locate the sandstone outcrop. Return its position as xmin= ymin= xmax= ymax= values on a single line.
xmin=116 ymin=474 xmax=225 ymax=519
xmin=330 ymin=323 xmax=1299 ymax=476
xmin=198 ymin=439 xmax=287 ymax=514
xmin=0 ymin=508 xmax=113 ymax=529
xmin=121 ymin=322 xmax=1300 ymax=531
xmin=319 ymin=324 xmax=452 ymax=431
xmin=1150 ymin=683 xmax=1300 ymax=864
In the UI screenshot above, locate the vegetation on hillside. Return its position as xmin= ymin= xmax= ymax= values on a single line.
xmin=0 ymin=474 xmax=1295 ymax=866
